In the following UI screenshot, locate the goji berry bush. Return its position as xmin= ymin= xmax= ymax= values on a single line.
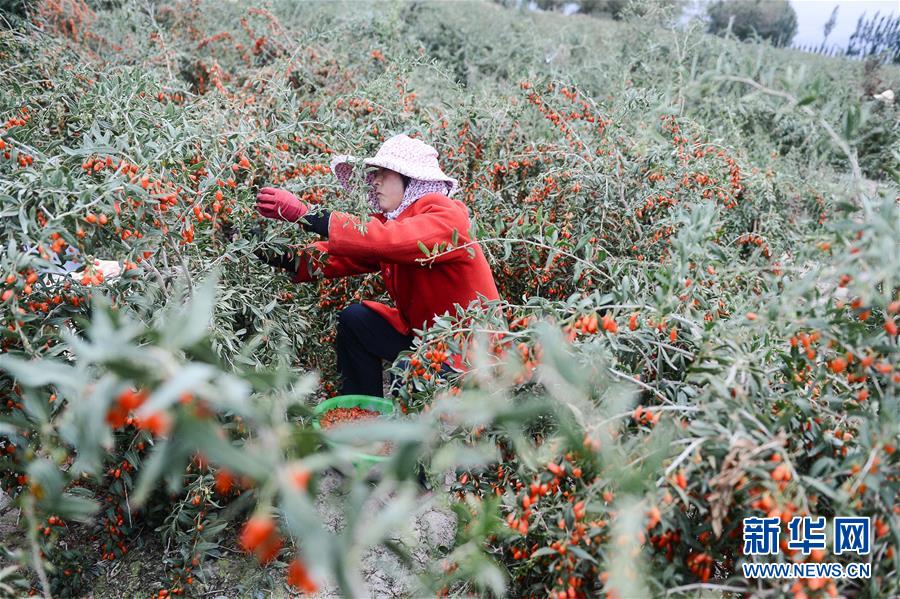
xmin=0 ymin=1 xmax=897 ymax=598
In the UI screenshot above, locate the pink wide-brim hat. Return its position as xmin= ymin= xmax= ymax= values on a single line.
xmin=329 ymin=133 xmax=460 ymax=198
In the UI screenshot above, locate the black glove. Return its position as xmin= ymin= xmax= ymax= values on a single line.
xmin=299 ymin=210 xmax=331 ymax=238
xmin=219 ymin=219 xmax=237 ymax=243
xmin=248 ymin=222 xmax=267 ymax=242
xmin=254 ymin=247 xmax=299 ymax=272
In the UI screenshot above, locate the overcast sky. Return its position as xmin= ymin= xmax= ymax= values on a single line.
xmin=677 ymin=1 xmax=899 ymax=50
xmin=557 ymin=0 xmax=899 ymax=52
xmin=789 ymin=0 xmax=898 ymax=50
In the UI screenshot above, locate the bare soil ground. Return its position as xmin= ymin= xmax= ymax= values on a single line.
xmin=0 ymin=472 xmax=457 ymax=598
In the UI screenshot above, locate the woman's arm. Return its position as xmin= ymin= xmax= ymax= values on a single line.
xmin=299 ymin=210 xmax=330 ymax=238
xmin=326 ymin=202 xmax=471 ymax=265
xmin=290 ymin=240 xmax=380 ymax=283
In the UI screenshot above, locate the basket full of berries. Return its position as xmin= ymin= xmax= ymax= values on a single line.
xmin=311 ymin=395 xmax=395 ymax=473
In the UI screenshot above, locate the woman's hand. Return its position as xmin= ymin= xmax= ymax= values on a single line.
xmin=91 ymin=259 xmax=122 ymax=279
xmin=256 ymin=187 xmax=309 ymax=222
xmin=254 ymin=247 xmax=299 ymax=271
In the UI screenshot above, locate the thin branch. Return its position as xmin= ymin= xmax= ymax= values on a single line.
xmin=413 ymin=236 xmax=629 ymax=285
xmin=142 ymin=258 xmax=170 ymax=295
xmin=848 ymin=446 xmax=880 ymax=497
xmin=659 ymin=437 xmax=705 ymax=483
xmin=608 ymin=367 xmax=670 ymax=402
xmin=142 ymin=0 xmax=174 ymax=83
xmin=171 ymin=240 xmax=194 ymax=299
xmin=713 ymin=76 xmax=862 ymax=198
xmin=23 ymin=498 xmax=51 ymax=599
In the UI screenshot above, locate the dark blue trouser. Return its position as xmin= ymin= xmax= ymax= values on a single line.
xmin=335 ymin=304 xmax=416 ymax=397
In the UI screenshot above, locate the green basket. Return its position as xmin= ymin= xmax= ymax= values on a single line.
xmin=312 ymin=395 xmax=394 ymax=473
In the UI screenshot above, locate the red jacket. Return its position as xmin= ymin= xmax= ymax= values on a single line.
xmin=292 ymin=192 xmax=500 ymax=370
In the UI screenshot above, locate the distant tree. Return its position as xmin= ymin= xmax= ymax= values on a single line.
xmin=706 ymin=0 xmax=798 ymax=47
xmin=491 ymin=0 xmax=530 ymax=9
xmin=496 ymin=0 xmax=687 ymax=21
xmin=796 ymin=5 xmax=840 ymax=57
xmin=823 ymin=5 xmax=838 ymax=40
xmin=578 ymin=0 xmax=685 ymax=21
xmin=799 ymin=10 xmax=900 ymax=64
xmin=579 ymin=0 xmax=630 ymax=17
xmin=533 ymin=0 xmax=567 ymax=11
xmin=0 ymin=0 xmax=30 ymax=24
xmin=846 ymin=11 xmax=899 ymax=64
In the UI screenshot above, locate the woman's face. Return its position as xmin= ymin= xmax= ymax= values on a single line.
xmin=370 ymin=167 xmax=405 ymax=212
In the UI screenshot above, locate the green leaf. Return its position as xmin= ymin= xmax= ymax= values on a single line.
xmin=543 ymin=249 xmax=557 ymax=270
xmin=568 ymin=544 xmax=598 ymax=564
xmin=572 ymin=260 xmax=584 ymax=284
xmin=530 ymin=546 xmax=556 ymax=558
xmin=140 ymin=363 xmax=216 ymax=413
xmin=801 ymin=475 xmax=847 ymax=503
xmin=843 ymin=103 xmax=860 ymax=141
xmin=162 ymin=271 xmax=219 ymax=350
xmin=0 ymin=355 xmax=79 ymax=388
xmin=417 ymin=240 xmax=430 ymax=257
xmin=324 ymin=419 xmax=426 ymax=446
xmin=55 ymin=493 xmax=99 ymax=522
xmin=27 ymin=458 xmax=64 ymax=499
xmin=132 ymin=439 xmax=173 ymax=505
xmin=186 ymin=420 xmax=272 ymax=481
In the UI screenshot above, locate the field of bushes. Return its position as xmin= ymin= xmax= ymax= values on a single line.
xmin=0 ymin=0 xmax=897 ymax=597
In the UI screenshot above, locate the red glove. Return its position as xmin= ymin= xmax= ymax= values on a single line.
xmin=255 ymin=187 xmax=309 ymax=222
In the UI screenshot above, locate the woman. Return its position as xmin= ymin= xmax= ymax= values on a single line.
xmin=255 ymin=134 xmax=500 ymax=397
